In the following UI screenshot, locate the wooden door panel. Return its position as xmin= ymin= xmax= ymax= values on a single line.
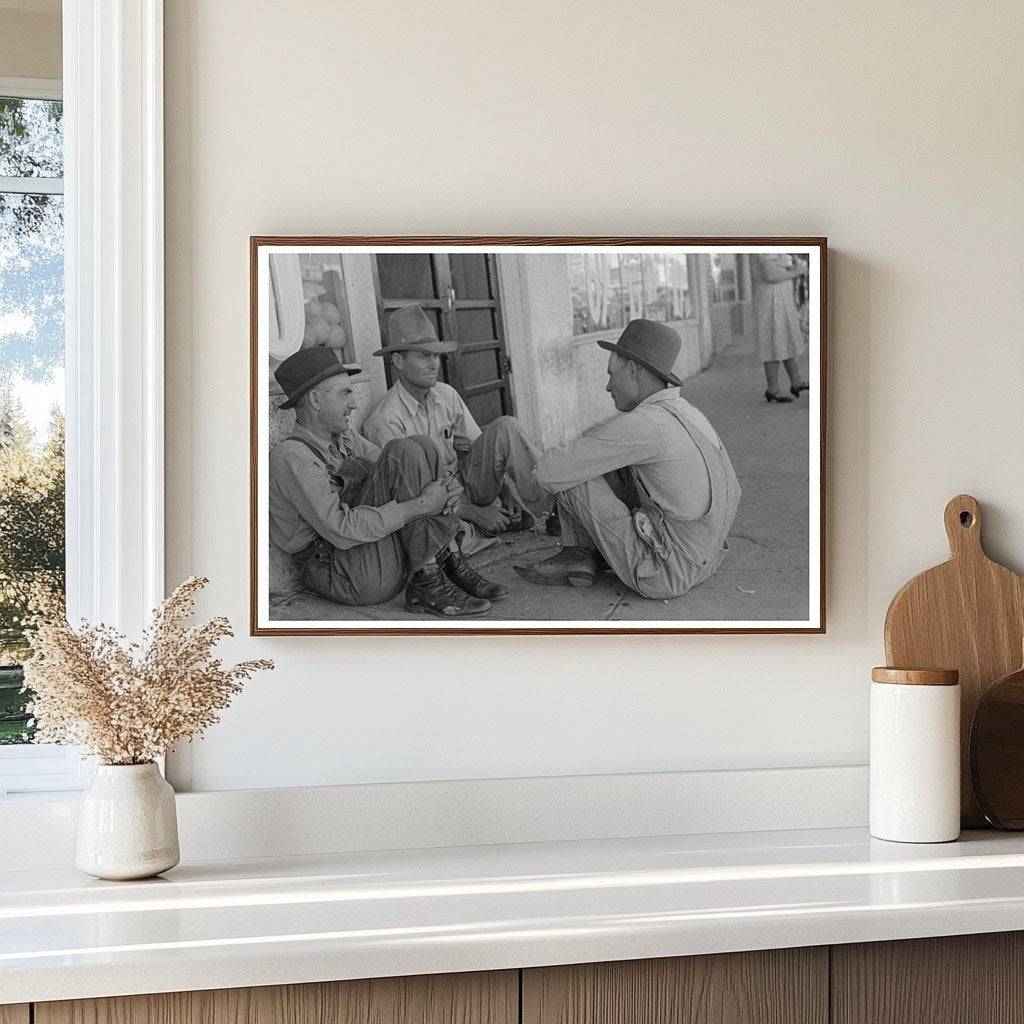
xmin=0 ymin=1006 xmax=29 ymax=1024
xmin=450 ymin=255 xmax=511 ymax=424
xmin=36 ymin=970 xmax=517 ymax=1024
xmin=454 ymin=308 xmax=497 ymax=344
xmin=832 ymin=932 xmax=1024 ymax=1024
xmin=375 ymin=254 xmax=439 ymax=300
xmin=449 ymin=254 xmax=493 ymax=300
xmin=522 ymin=949 xmax=827 ymax=1024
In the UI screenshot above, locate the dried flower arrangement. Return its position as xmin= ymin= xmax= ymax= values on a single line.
xmin=22 ymin=576 xmax=273 ymax=765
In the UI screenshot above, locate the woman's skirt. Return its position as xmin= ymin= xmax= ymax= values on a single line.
xmin=754 ymin=283 xmax=805 ymax=362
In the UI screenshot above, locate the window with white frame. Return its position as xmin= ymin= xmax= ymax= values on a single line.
xmin=0 ymin=1 xmax=167 ymax=798
xmin=0 ymin=80 xmax=85 ymax=798
xmin=0 ymin=80 xmax=91 ymax=798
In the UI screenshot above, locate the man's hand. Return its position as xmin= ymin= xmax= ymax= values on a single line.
xmin=459 ymin=497 xmax=510 ymax=534
xmin=444 ymin=477 xmax=463 ymax=515
xmin=412 ymin=480 xmax=450 ymax=517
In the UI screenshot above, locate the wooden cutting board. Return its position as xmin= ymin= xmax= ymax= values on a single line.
xmin=884 ymin=494 xmax=1024 ymax=826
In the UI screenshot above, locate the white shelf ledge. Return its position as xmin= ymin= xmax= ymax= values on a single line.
xmin=4 ymin=827 xmax=1024 ymax=1004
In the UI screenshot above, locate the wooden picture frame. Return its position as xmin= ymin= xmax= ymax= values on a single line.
xmin=251 ymin=237 xmax=827 ymax=635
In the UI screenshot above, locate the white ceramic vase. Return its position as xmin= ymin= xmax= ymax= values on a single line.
xmin=76 ymin=762 xmax=180 ymax=880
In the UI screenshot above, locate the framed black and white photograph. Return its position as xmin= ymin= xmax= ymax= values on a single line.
xmin=250 ymin=237 xmax=826 ymax=635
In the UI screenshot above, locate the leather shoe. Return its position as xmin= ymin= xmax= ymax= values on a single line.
xmin=513 ymin=546 xmax=597 ymax=588
xmin=406 ymin=564 xmax=491 ymax=617
xmin=442 ymin=549 xmax=510 ymax=601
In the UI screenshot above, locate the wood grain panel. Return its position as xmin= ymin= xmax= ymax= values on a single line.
xmin=522 ymin=948 xmax=828 ymax=1024
xmin=0 ymin=1006 xmax=29 ymax=1024
xmin=832 ymin=932 xmax=1024 ymax=1023
xmin=36 ymin=970 xmax=517 ymax=1024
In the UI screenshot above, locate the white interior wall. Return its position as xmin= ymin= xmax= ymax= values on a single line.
xmin=164 ymin=0 xmax=1024 ymax=792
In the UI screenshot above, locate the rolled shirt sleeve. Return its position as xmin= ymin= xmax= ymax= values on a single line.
xmin=452 ymin=391 xmax=481 ymax=452
xmin=535 ymin=412 xmax=662 ymax=493
xmin=271 ymin=447 xmax=404 ymax=551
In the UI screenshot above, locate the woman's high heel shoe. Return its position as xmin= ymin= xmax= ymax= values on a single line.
xmin=765 ymin=390 xmax=794 ymax=404
xmin=790 ymin=383 xmax=810 ymax=398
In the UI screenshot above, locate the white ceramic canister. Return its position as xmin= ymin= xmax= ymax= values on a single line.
xmin=870 ymin=667 xmax=961 ymax=843
xmin=76 ymin=762 xmax=180 ymax=880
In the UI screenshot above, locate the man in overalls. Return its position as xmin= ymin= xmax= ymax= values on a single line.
xmin=514 ymin=320 xmax=741 ymax=600
xmin=268 ymin=348 xmax=504 ymax=617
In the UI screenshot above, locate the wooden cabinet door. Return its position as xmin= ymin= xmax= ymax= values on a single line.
xmin=832 ymin=932 xmax=1024 ymax=1024
xmin=0 ymin=1006 xmax=29 ymax=1024
xmin=523 ymin=948 xmax=828 ymax=1024
xmin=36 ymin=970 xmax=517 ymax=1024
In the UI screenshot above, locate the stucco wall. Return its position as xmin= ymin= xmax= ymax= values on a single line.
xmin=165 ymin=0 xmax=1024 ymax=792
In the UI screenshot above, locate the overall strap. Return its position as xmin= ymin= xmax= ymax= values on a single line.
xmin=658 ymin=399 xmax=723 ymax=454
xmin=652 ymin=400 xmax=727 ymax=524
xmin=285 ymin=435 xmax=330 ymax=466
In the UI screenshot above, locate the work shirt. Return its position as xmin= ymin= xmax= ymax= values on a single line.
xmin=363 ymin=379 xmax=480 ymax=477
xmin=268 ymin=423 xmax=404 ymax=554
xmin=535 ymin=388 xmax=716 ymax=521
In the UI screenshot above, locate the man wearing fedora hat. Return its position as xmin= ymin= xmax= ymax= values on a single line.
xmin=268 ymin=346 xmax=506 ymax=617
xmin=362 ymin=306 xmax=545 ymax=552
xmin=514 ymin=319 xmax=741 ymax=600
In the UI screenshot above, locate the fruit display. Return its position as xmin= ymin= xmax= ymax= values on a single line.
xmin=303 ymin=296 xmax=347 ymax=351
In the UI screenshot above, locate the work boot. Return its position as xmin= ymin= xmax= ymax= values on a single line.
xmin=441 ymin=548 xmax=510 ymax=601
xmin=406 ymin=563 xmax=492 ymax=617
xmin=513 ymin=546 xmax=597 ymax=588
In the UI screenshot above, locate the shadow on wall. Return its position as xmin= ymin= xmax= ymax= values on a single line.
xmin=825 ymin=249 xmax=871 ymax=635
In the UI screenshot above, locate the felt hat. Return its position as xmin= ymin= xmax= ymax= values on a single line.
xmin=598 ymin=319 xmax=684 ymax=387
xmin=275 ymin=347 xmax=361 ymax=409
xmin=373 ymin=305 xmax=457 ymax=356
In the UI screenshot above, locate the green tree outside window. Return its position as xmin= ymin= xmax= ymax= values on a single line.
xmin=0 ymin=95 xmax=65 ymax=744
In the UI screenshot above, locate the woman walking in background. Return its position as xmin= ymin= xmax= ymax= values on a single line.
xmin=751 ymin=253 xmax=810 ymax=403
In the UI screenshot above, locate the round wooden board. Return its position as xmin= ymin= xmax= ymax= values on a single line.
xmin=970 ymin=664 xmax=1024 ymax=829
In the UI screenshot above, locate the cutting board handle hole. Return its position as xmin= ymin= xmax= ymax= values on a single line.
xmin=960 ymin=511 xmax=975 ymax=527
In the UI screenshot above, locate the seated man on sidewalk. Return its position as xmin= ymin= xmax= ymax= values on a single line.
xmin=514 ymin=319 xmax=741 ymax=600
xmin=269 ymin=347 xmax=505 ymax=618
xmin=362 ymin=306 xmax=546 ymax=551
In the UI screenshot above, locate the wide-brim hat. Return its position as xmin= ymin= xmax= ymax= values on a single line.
xmin=275 ymin=347 xmax=361 ymax=409
xmin=373 ymin=305 xmax=457 ymax=356
xmin=597 ymin=318 xmax=684 ymax=387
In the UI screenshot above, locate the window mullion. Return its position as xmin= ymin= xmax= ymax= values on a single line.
xmin=0 ymin=176 xmax=64 ymax=196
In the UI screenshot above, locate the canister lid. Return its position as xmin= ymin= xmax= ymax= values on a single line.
xmin=871 ymin=667 xmax=959 ymax=686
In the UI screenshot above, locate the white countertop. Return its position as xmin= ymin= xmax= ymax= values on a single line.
xmin=4 ymin=826 xmax=1024 ymax=1004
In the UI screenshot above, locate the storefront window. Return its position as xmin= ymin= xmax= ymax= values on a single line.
xmin=711 ymin=253 xmax=747 ymax=303
xmin=569 ymin=253 xmax=691 ymax=336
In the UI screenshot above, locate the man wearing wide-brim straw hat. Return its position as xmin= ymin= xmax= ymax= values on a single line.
xmin=514 ymin=319 xmax=742 ymax=599
xmin=268 ymin=347 xmax=506 ymax=617
xmin=362 ymin=306 xmax=546 ymax=579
